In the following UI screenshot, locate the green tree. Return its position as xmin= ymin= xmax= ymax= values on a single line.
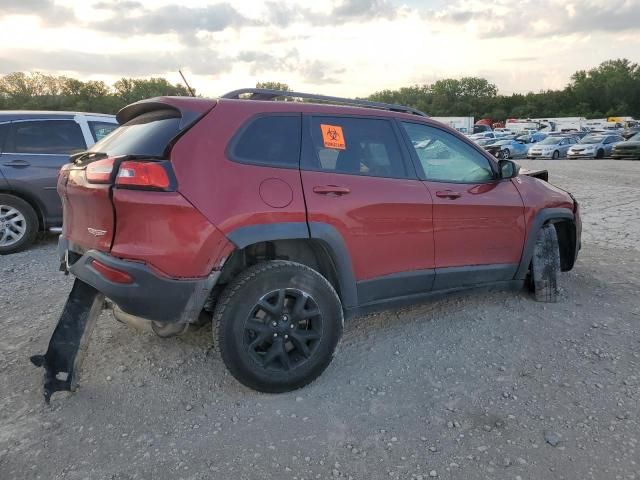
xmin=256 ymin=81 xmax=291 ymax=91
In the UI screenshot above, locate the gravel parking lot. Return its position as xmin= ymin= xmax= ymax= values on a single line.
xmin=1 ymin=160 xmax=639 ymax=480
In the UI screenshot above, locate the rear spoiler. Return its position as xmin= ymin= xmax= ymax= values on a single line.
xmin=116 ymin=96 xmax=217 ymax=129
xmin=520 ymin=168 xmax=549 ymax=182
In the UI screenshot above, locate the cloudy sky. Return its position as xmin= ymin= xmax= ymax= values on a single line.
xmin=0 ymin=0 xmax=639 ymax=97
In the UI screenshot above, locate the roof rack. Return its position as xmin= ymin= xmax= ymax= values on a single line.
xmin=220 ymin=88 xmax=428 ymax=117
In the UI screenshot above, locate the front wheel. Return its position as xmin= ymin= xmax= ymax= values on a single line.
xmin=552 ymin=150 xmax=560 ymax=160
xmin=530 ymin=225 xmax=561 ymax=303
xmin=500 ymin=149 xmax=510 ymax=160
xmin=595 ymin=149 xmax=604 ymax=159
xmin=215 ymin=261 xmax=343 ymax=393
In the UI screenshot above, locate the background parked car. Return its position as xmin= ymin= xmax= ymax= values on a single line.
xmin=527 ymin=135 xmax=578 ymax=159
xmin=567 ymin=134 xmax=624 ymax=159
xmin=622 ymin=126 xmax=640 ymax=139
xmin=0 ymin=111 xmax=118 ymax=253
xmin=484 ymin=138 xmax=530 ymax=159
xmin=516 ymin=132 xmax=547 ymax=144
xmin=611 ymin=132 xmax=640 ymax=160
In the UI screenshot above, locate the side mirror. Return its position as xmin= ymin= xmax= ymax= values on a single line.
xmin=499 ymin=159 xmax=520 ymax=179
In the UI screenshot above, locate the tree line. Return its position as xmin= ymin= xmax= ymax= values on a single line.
xmin=1 ymin=59 xmax=639 ymax=120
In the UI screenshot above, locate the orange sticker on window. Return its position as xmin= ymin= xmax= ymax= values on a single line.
xmin=320 ymin=124 xmax=346 ymax=150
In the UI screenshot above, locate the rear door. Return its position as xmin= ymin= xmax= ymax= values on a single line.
xmin=399 ymin=121 xmax=525 ymax=289
xmin=301 ymin=115 xmax=435 ymax=305
xmin=1 ymin=119 xmax=86 ymax=225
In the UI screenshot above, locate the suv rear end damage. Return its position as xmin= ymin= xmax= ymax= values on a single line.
xmin=32 ymin=97 xmax=227 ymax=402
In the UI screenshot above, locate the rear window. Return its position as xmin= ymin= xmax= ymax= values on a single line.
xmin=7 ymin=120 xmax=85 ymax=154
xmin=229 ymin=114 xmax=301 ymax=168
xmin=88 ymin=121 xmax=118 ymax=142
xmin=88 ymin=109 xmax=180 ymax=157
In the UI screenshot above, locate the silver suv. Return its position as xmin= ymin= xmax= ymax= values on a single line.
xmin=0 ymin=111 xmax=117 ymax=254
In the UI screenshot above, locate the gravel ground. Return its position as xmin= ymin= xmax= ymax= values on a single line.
xmin=1 ymin=160 xmax=639 ymax=480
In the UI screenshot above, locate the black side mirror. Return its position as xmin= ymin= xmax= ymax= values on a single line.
xmin=499 ymin=159 xmax=520 ymax=179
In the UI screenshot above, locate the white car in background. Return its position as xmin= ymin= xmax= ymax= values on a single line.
xmin=527 ymin=135 xmax=578 ymax=159
xmin=567 ymin=134 xmax=624 ymax=159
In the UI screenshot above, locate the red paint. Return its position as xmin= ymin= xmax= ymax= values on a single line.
xmin=423 ymin=179 xmax=525 ymax=268
xmin=58 ymin=166 xmax=115 ymax=251
xmin=302 ymin=170 xmax=434 ymax=280
xmin=110 ymin=189 xmax=230 ymax=278
xmin=259 ymin=178 xmax=293 ymax=208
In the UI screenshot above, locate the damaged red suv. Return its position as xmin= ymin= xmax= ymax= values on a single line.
xmin=32 ymin=89 xmax=581 ymax=401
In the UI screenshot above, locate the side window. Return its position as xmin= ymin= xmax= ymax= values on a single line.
xmin=7 ymin=120 xmax=86 ymax=154
xmin=229 ymin=115 xmax=301 ymax=168
xmin=0 ymin=123 xmax=9 ymax=152
xmin=401 ymin=122 xmax=494 ymax=183
xmin=305 ymin=116 xmax=408 ymax=178
xmin=89 ymin=121 xmax=118 ymax=142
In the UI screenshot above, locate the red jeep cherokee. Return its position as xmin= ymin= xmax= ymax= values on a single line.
xmin=51 ymin=89 xmax=581 ymax=394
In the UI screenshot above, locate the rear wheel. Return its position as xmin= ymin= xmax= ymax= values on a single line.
xmin=0 ymin=194 xmax=39 ymax=255
xmin=552 ymin=150 xmax=560 ymax=160
xmin=215 ymin=261 xmax=343 ymax=393
xmin=530 ymin=225 xmax=561 ymax=303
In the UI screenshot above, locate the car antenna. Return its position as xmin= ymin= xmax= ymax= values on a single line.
xmin=178 ymin=69 xmax=196 ymax=97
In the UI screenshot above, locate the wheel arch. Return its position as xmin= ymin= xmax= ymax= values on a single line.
xmin=221 ymin=222 xmax=358 ymax=308
xmin=0 ymin=188 xmax=46 ymax=230
xmin=515 ymin=208 xmax=576 ymax=279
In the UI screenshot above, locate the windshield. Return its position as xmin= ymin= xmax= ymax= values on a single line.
xmin=580 ymin=136 xmax=603 ymax=144
xmin=538 ymin=136 xmax=562 ymax=145
xmin=88 ymin=109 xmax=181 ymax=157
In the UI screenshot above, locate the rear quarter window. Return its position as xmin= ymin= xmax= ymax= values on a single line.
xmin=89 ymin=121 xmax=118 ymax=142
xmin=228 ymin=114 xmax=301 ymax=168
xmin=89 ymin=109 xmax=181 ymax=157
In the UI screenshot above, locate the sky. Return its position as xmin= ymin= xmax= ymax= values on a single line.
xmin=0 ymin=0 xmax=639 ymax=98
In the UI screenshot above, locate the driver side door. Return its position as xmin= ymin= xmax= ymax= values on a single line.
xmin=400 ymin=122 xmax=526 ymax=289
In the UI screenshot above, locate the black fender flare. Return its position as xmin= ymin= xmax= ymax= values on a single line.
xmin=515 ymin=208 xmax=575 ymax=280
xmin=226 ymin=222 xmax=358 ymax=308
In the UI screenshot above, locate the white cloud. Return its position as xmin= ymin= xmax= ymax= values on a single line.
xmin=0 ymin=0 xmax=638 ymax=98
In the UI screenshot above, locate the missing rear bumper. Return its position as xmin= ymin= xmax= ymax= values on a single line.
xmin=30 ymin=279 xmax=105 ymax=403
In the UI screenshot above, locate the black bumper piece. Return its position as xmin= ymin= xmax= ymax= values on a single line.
xmin=31 ymin=279 xmax=105 ymax=403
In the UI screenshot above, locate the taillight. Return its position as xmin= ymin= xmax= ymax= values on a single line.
xmin=86 ymin=158 xmax=115 ymax=184
xmin=116 ymin=161 xmax=171 ymax=190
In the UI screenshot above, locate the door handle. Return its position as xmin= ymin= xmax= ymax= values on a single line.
xmin=435 ymin=190 xmax=462 ymax=199
xmin=3 ymin=159 xmax=30 ymax=167
xmin=313 ymin=185 xmax=351 ymax=196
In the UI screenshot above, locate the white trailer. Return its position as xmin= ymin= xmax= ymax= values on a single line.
xmin=431 ymin=117 xmax=474 ymax=134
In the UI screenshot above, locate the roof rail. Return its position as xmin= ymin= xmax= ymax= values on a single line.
xmin=220 ymin=88 xmax=428 ymax=117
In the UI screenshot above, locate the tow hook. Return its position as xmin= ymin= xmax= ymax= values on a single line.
xmin=30 ymin=279 xmax=105 ymax=403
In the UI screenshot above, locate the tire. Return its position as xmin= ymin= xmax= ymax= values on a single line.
xmin=552 ymin=150 xmax=560 ymax=160
xmin=0 ymin=194 xmax=39 ymax=255
xmin=500 ymin=149 xmax=510 ymax=160
xmin=530 ymin=224 xmax=561 ymax=303
xmin=215 ymin=260 xmax=343 ymax=393
xmin=595 ymin=149 xmax=604 ymax=159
